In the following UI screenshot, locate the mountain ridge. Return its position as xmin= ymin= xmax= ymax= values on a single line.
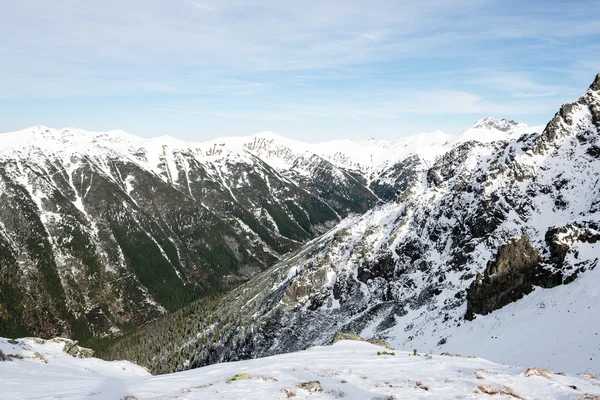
xmin=2 ymin=116 xmax=541 ymax=177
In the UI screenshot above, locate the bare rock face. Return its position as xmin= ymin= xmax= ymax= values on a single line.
xmin=462 ymin=230 xmax=591 ymax=321
xmin=465 ymin=236 xmax=543 ymax=320
xmin=545 ymin=222 xmax=600 ymax=284
xmin=331 ymin=332 xmax=366 ymax=344
xmin=590 ymin=73 xmax=600 ymax=93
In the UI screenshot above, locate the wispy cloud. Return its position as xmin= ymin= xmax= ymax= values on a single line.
xmin=0 ymin=0 xmax=598 ymax=139
xmin=183 ymin=0 xmax=214 ymax=11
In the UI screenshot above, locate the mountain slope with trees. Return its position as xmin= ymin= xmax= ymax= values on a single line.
xmin=99 ymin=74 xmax=600 ymax=376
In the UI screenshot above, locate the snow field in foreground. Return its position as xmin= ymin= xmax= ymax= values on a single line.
xmin=2 ymin=338 xmax=600 ymax=399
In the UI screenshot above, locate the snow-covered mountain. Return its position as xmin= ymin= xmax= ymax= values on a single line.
xmin=0 ymin=97 xmax=541 ymax=341
xmin=204 ymin=120 xmax=541 ymax=180
xmin=101 ymin=74 xmax=600 ymax=377
xmin=2 ymin=336 xmax=599 ymax=399
xmin=0 ymin=125 xmax=380 ymax=340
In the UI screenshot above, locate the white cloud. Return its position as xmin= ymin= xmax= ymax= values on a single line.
xmin=0 ymin=0 xmax=598 ymax=138
xmin=183 ymin=0 xmax=214 ymax=11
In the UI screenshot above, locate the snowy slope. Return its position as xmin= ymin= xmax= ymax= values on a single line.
xmin=405 ymin=253 xmax=600 ymax=374
xmin=2 ymin=338 xmax=599 ymax=400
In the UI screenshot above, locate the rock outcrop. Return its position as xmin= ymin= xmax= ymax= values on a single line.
xmin=465 ymin=236 xmax=546 ymax=320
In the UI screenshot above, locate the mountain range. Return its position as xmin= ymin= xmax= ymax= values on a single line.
xmin=0 ymin=106 xmax=540 ymax=341
xmin=97 ymin=76 xmax=600 ymax=375
xmin=2 ymin=75 xmax=599 ymax=378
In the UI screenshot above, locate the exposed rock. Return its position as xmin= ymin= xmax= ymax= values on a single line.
xmin=465 ymin=236 xmax=542 ymax=320
xmin=59 ymin=339 xmax=95 ymax=359
xmin=466 ymin=228 xmax=594 ymax=321
xmin=367 ymin=338 xmax=395 ymax=350
xmin=227 ymin=373 xmax=250 ymax=383
xmin=0 ymin=349 xmax=12 ymax=362
xmin=587 ymin=145 xmax=600 ymax=158
xmin=524 ymin=367 xmax=552 ymax=379
xmin=545 ymin=222 xmax=600 ymax=283
xmin=33 ymin=352 xmax=48 ymax=364
xmin=369 ymin=155 xmax=421 ymax=201
xmin=297 ymin=381 xmax=323 ymax=392
xmin=331 ymin=332 xmax=365 ymax=344
xmin=590 ymin=73 xmax=600 ymax=93
xmin=26 ymin=338 xmax=95 ymax=359
xmin=331 ymin=332 xmax=394 ymax=350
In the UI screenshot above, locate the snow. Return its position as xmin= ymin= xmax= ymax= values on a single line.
xmin=387 ymin=250 xmax=600 ymax=375
xmin=0 ymin=119 xmax=540 ymax=177
xmin=0 ymin=126 xmax=205 ymax=189
xmin=2 ymin=338 xmax=599 ymax=399
xmin=0 ymin=119 xmax=541 ymax=207
xmin=195 ymin=119 xmax=541 ymax=179
xmin=455 ymin=118 xmax=543 ymax=144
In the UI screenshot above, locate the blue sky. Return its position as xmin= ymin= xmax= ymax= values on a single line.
xmin=0 ymin=0 xmax=599 ymax=141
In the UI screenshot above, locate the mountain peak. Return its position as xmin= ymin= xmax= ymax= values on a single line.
xmin=29 ymin=125 xmax=51 ymax=132
xmin=252 ymin=131 xmax=287 ymax=141
xmin=471 ymin=117 xmax=521 ymax=132
xmin=589 ymin=73 xmax=600 ymax=92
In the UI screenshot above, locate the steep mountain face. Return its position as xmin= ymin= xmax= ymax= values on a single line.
xmin=0 ymin=128 xmax=378 ymax=340
xmin=101 ymin=75 xmax=600 ymax=375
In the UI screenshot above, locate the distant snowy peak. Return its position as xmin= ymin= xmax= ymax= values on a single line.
xmin=199 ymin=132 xmax=314 ymax=171
xmin=471 ymin=117 xmax=524 ymax=132
xmin=200 ymin=129 xmax=456 ymax=178
xmin=315 ymin=130 xmax=452 ymax=177
xmin=456 ymin=117 xmax=543 ymax=144
xmin=2 ymin=116 xmax=540 ymax=179
xmin=0 ymin=125 xmax=196 ymax=160
xmin=0 ymin=125 xmax=136 ymax=145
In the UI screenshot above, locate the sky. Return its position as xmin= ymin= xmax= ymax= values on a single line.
xmin=0 ymin=0 xmax=599 ymax=142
